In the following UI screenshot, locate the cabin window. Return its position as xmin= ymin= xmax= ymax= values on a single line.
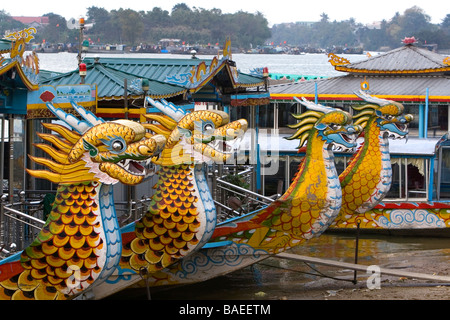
xmin=384 ymin=157 xmax=429 ymax=201
xmin=0 ymin=116 xmax=27 ymax=200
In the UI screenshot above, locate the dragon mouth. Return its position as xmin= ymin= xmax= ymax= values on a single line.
xmin=396 ymin=123 xmax=407 ymax=131
xmin=207 ymin=139 xmax=235 ymax=154
xmin=384 ymin=122 xmax=409 ymax=139
xmin=118 ymin=159 xmax=147 ymax=176
xmin=331 ymin=132 xmax=358 ymax=152
xmin=394 ymin=122 xmax=408 ymax=135
xmin=341 ymin=133 xmax=353 ymax=143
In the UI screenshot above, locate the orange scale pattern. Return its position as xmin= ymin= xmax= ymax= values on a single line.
xmin=334 ymin=121 xmax=384 ymax=226
xmin=0 ymin=182 xmax=103 ymax=300
xmin=121 ymin=164 xmax=200 ymax=273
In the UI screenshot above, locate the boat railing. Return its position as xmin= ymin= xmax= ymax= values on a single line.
xmin=0 ymin=190 xmax=152 ymax=259
xmin=214 ymin=165 xmax=279 ymax=221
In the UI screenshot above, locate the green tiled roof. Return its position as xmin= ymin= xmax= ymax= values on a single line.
xmin=41 ymin=61 xmax=187 ymax=100
xmin=82 ymin=56 xmax=265 ymax=88
xmin=41 ymin=56 xmax=265 ymax=101
xmin=82 ymin=57 xmax=204 ymax=83
xmin=0 ymin=39 xmax=12 ymax=53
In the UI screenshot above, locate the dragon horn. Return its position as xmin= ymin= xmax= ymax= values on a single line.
xmin=146 ymin=97 xmax=188 ymax=122
xmin=46 ymin=101 xmax=105 ymax=134
xmin=294 ymin=96 xmax=334 ymax=114
xmin=70 ymin=101 xmax=104 ymax=127
xmin=353 ymin=90 xmax=390 ymax=106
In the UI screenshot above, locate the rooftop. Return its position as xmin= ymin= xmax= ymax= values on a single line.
xmin=11 ymin=16 xmax=49 ymax=25
xmin=270 ymin=74 xmax=450 ymax=103
xmin=329 ymin=44 xmax=450 ymax=75
xmin=41 ymin=56 xmax=266 ymax=101
xmin=270 ymin=43 xmax=450 ymax=103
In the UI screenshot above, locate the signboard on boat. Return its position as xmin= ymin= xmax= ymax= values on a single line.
xmin=27 ymin=84 xmax=97 ymax=118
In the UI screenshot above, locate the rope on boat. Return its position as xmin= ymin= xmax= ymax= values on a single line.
xmin=274 ymin=252 xmax=450 ymax=283
xmin=257 ymin=260 xmax=356 ymax=283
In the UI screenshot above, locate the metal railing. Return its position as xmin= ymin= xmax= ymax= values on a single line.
xmin=214 ymin=165 xmax=279 ymax=222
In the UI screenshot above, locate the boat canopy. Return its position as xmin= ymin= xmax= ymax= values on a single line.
xmin=240 ymin=131 xmax=446 ymax=158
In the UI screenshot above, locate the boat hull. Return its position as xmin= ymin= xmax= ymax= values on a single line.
xmin=330 ymin=201 xmax=450 ymax=235
xmin=89 ymin=239 xmax=273 ymax=299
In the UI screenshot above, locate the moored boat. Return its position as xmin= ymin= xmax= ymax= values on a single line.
xmin=86 ymin=97 xmax=361 ymax=299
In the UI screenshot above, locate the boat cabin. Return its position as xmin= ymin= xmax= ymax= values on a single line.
xmin=243 ymin=131 xmax=450 ymax=204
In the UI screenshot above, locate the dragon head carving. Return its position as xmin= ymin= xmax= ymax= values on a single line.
xmin=143 ymin=98 xmax=247 ymax=166
xmin=287 ymin=97 xmax=361 ymax=151
xmin=353 ymin=90 xmax=413 ymax=139
xmin=27 ymin=102 xmax=166 ymax=185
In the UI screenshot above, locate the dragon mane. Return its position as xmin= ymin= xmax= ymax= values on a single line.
xmin=286 ymin=110 xmax=324 ymax=149
xmin=27 ymin=122 xmax=96 ymax=184
xmin=351 ymin=104 xmax=378 ymax=129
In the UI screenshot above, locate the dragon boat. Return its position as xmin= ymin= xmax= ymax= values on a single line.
xmin=0 ymin=102 xmax=166 ymax=300
xmin=85 ymin=96 xmax=361 ymax=299
xmin=267 ymin=91 xmax=450 ymax=235
xmin=1 ymin=90 xmax=446 ymax=300
xmin=320 ymin=91 xmax=450 ymax=235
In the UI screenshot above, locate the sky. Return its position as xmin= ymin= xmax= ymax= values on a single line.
xmin=2 ymin=0 xmax=448 ymax=26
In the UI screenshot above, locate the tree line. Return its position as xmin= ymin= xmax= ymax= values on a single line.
xmin=271 ymin=7 xmax=450 ymax=51
xmin=0 ymin=4 xmax=271 ymax=50
xmin=1 ymin=4 xmax=449 ymax=51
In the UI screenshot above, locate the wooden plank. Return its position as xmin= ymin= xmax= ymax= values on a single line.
xmin=275 ymin=252 xmax=450 ymax=282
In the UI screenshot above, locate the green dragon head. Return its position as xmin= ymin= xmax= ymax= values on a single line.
xmin=352 ymin=90 xmax=413 ymax=139
xmin=143 ymin=98 xmax=248 ymax=166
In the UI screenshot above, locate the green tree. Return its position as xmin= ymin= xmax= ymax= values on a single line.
xmin=441 ymin=14 xmax=450 ymax=35
xmin=0 ymin=10 xmax=25 ymax=36
xmin=114 ymin=9 xmax=144 ymax=45
xmin=41 ymin=13 xmax=70 ymax=43
xmin=398 ymin=6 xmax=431 ymax=35
xmin=87 ymin=6 xmax=117 ymax=43
xmin=171 ymin=3 xmax=194 ymax=26
xmin=225 ymin=11 xmax=270 ymax=48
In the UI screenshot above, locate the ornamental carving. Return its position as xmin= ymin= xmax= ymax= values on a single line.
xmin=444 ymin=57 xmax=450 ymax=66
xmin=327 ymin=53 xmax=350 ymax=66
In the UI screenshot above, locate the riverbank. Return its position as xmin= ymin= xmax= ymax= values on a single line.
xmin=112 ymin=257 xmax=450 ymax=301
xmin=107 ymin=234 xmax=450 ymax=301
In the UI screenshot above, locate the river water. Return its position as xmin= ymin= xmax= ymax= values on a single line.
xmin=109 ymin=233 xmax=450 ymax=301
xmin=37 ymin=51 xmax=450 ymax=301
xmin=36 ymin=51 xmax=369 ymax=76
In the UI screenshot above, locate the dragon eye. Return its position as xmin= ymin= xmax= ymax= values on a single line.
xmin=111 ymin=140 xmax=125 ymax=152
xmin=203 ymin=123 xmax=215 ymax=133
xmin=329 ymin=124 xmax=341 ymax=130
xmin=385 ymin=115 xmax=394 ymax=120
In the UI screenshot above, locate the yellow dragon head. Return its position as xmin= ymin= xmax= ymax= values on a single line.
xmin=27 ymin=102 xmax=166 ymax=185
xmin=142 ymin=98 xmax=248 ymax=166
xmin=287 ymin=97 xmax=361 ymax=151
xmin=352 ymin=90 xmax=413 ymax=139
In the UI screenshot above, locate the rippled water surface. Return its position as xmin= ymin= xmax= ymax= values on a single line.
xmin=36 ymin=51 xmax=369 ymax=77
xmin=108 ymin=233 xmax=450 ymax=300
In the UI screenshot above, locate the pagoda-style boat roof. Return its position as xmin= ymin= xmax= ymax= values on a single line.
xmin=271 ymin=41 xmax=450 ymax=103
xmin=328 ymin=43 xmax=450 ymax=75
xmin=39 ymin=39 xmax=269 ymax=120
xmin=0 ymin=39 xmax=12 ymax=54
xmin=41 ymin=56 xmax=265 ymax=101
xmin=271 ymin=74 xmax=450 ymax=103
xmin=0 ymin=28 xmax=39 ymax=115
xmin=40 ymin=60 xmax=187 ymax=101
xmin=81 ymin=57 xmax=265 ymax=90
